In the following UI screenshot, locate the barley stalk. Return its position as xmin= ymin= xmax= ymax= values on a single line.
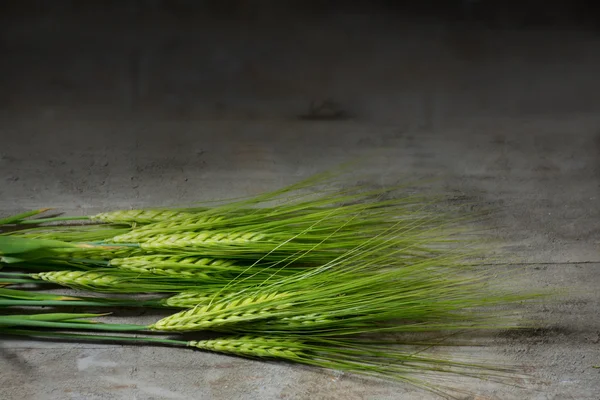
xmin=109 ymin=255 xmax=242 ymax=277
xmin=138 ymin=231 xmax=268 ymax=250
xmin=227 ymin=313 xmax=336 ymax=333
xmin=150 ymin=292 xmax=292 ymax=331
xmin=63 ymin=247 xmax=141 ymax=260
xmin=111 ymin=264 xmax=218 ymax=278
xmin=32 ymin=271 xmax=125 ymax=288
xmin=280 ymin=313 xmax=334 ymax=326
xmin=29 ymin=270 xmax=219 ymax=293
xmin=111 ymin=215 xmax=226 ymax=242
xmin=91 ymin=209 xmax=195 ymax=224
xmin=187 ymin=336 xmax=305 ymax=359
xmin=186 ymin=335 xmax=502 ymax=398
xmin=163 ymin=290 xmax=231 ymax=308
xmin=109 ymin=255 xmax=240 ymax=271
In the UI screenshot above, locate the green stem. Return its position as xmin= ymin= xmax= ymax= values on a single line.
xmin=0 ymin=278 xmax=48 ymax=284
xmin=0 ymin=272 xmax=31 ymax=277
xmin=16 ymin=216 xmax=91 ymax=225
xmin=0 ymin=287 xmax=167 ymax=308
xmin=0 ymin=209 xmax=53 ymax=225
xmin=0 ymin=328 xmax=187 ymax=346
xmin=0 ymin=299 xmax=165 ymax=308
xmin=0 ymin=317 xmax=147 ymax=332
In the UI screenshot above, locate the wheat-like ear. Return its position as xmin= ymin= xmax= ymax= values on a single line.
xmin=138 ymin=231 xmax=269 ymax=250
xmin=91 ymin=209 xmax=196 ymax=224
xmin=109 ymin=255 xmax=243 ymax=277
xmin=29 ymin=270 xmax=234 ymax=293
xmin=188 ymin=336 xmax=305 ymax=359
xmin=32 ymin=271 xmax=124 ymax=287
xmin=162 ymin=290 xmax=231 ymax=308
xmin=150 ymin=292 xmax=292 ymax=331
xmin=109 ymin=255 xmax=241 ymax=271
xmin=111 ymin=215 xmax=226 ymax=242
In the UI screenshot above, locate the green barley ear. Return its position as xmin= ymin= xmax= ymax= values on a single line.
xmin=111 ymin=215 xmax=226 ymax=242
xmin=110 ymin=264 xmax=216 ymax=279
xmin=109 ymin=255 xmax=242 ymax=272
xmin=74 ymin=249 xmax=142 ymax=261
xmin=7 ymin=225 xmax=131 ymax=243
xmin=150 ymin=292 xmax=292 ymax=331
xmin=188 ymin=336 xmax=305 ymax=359
xmin=186 ymin=335 xmax=518 ymax=398
xmin=107 ymin=255 xmax=288 ymax=280
xmin=32 ymin=270 xmax=125 ymax=290
xmin=162 ymin=290 xmax=231 ymax=308
xmin=91 ymin=209 xmax=196 ymax=224
xmin=29 ymin=270 xmax=225 ymax=293
xmin=138 ymin=231 xmax=269 ymax=250
xmin=279 ymin=313 xmax=335 ymax=327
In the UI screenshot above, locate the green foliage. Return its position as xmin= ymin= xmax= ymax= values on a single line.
xmin=0 ymin=209 xmax=52 ymax=225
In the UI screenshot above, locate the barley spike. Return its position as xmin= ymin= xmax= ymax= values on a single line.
xmin=29 ymin=270 xmax=215 ymax=293
xmin=91 ymin=209 xmax=195 ymax=224
xmin=111 ymin=264 xmax=215 ymax=278
xmin=164 ymin=290 xmax=231 ymax=308
xmin=32 ymin=271 xmax=124 ymax=288
xmin=109 ymin=255 xmax=239 ymax=271
xmin=109 ymin=255 xmax=241 ymax=277
xmin=138 ymin=231 xmax=268 ymax=250
xmin=188 ymin=336 xmax=304 ymax=359
xmin=111 ymin=215 xmax=226 ymax=242
xmin=280 ymin=313 xmax=334 ymax=326
xmin=150 ymin=292 xmax=292 ymax=331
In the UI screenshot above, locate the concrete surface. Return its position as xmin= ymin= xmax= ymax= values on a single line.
xmin=1 ymin=4 xmax=599 ymax=399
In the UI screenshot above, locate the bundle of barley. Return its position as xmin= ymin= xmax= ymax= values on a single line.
xmin=0 ymin=172 xmax=536 ymax=398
